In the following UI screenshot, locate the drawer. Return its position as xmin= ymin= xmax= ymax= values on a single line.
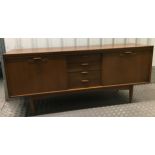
xmin=67 ymin=54 xmax=101 ymax=64
xmin=68 ymin=70 xmax=101 ymax=88
xmin=68 ymin=61 xmax=101 ymax=72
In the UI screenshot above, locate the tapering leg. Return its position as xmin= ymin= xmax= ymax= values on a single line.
xmin=29 ymin=98 xmax=36 ymax=114
xmin=129 ymin=85 xmax=133 ymax=103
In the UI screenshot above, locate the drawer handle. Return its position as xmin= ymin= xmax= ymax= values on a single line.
xmin=81 ymin=71 xmax=88 ymax=74
xmin=33 ymin=57 xmax=42 ymax=60
xmin=81 ymin=80 xmax=89 ymax=83
xmin=81 ymin=63 xmax=89 ymax=66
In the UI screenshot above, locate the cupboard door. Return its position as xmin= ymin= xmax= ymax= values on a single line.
xmin=5 ymin=55 xmax=67 ymax=97
xmin=39 ymin=56 xmax=67 ymax=92
xmin=102 ymin=48 xmax=153 ymax=85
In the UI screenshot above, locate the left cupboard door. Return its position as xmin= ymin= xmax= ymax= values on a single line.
xmin=4 ymin=55 xmax=68 ymax=97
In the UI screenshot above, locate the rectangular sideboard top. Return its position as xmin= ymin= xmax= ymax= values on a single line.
xmin=4 ymin=44 xmax=154 ymax=56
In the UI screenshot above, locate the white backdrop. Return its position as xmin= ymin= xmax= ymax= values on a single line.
xmin=4 ymin=38 xmax=155 ymax=65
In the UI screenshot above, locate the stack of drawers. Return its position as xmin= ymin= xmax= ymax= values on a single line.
xmin=67 ymin=54 xmax=101 ymax=88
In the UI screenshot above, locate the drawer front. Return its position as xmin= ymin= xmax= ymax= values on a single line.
xmin=67 ymin=54 xmax=100 ymax=64
xmin=68 ymin=61 xmax=101 ymax=72
xmin=68 ymin=70 xmax=101 ymax=88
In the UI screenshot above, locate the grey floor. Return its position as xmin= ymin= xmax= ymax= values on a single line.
xmin=0 ymin=67 xmax=155 ymax=117
xmin=0 ymin=79 xmax=25 ymax=117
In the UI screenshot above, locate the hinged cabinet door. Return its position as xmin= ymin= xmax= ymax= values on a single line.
xmin=5 ymin=55 xmax=67 ymax=97
xmin=102 ymin=48 xmax=153 ymax=85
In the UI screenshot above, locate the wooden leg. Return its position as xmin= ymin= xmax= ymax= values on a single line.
xmin=29 ymin=98 xmax=36 ymax=114
xmin=129 ymin=85 xmax=134 ymax=103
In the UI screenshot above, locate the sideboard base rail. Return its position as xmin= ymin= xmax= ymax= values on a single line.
xmin=26 ymin=85 xmax=134 ymax=115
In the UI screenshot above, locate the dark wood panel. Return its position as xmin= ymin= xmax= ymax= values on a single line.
xmin=5 ymin=56 xmax=67 ymax=96
xmin=102 ymin=48 xmax=153 ymax=85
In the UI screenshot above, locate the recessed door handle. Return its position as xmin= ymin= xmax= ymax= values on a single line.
xmin=120 ymin=51 xmax=136 ymax=56
xmin=28 ymin=57 xmax=48 ymax=63
xmin=125 ymin=51 xmax=136 ymax=54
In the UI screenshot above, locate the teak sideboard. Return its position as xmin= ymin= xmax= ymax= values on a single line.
xmin=3 ymin=44 xmax=154 ymax=113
